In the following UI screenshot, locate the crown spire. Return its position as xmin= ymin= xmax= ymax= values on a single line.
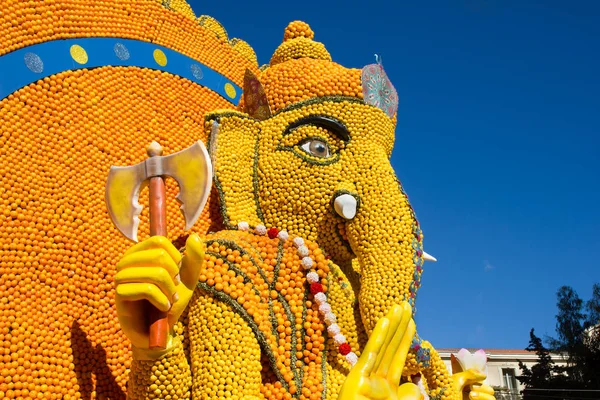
xmin=269 ymin=21 xmax=331 ymax=66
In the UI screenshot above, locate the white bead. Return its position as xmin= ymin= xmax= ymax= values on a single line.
xmin=301 ymin=257 xmax=313 ymax=269
xmin=334 ymin=333 xmax=346 ymax=346
xmin=297 ymin=245 xmax=309 ymax=257
xmin=306 ymin=272 xmax=319 ymax=284
xmin=237 ymin=221 xmax=249 ymax=231
xmin=314 ymin=292 xmax=327 ymax=305
xmin=319 ymin=302 xmax=332 ymax=314
xmin=324 ymin=313 xmax=337 ymax=325
xmin=346 ymin=352 xmax=358 ymax=366
xmin=293 ymin=237 xmax=304 ymax=247
xmin=278 ymin=230 xmax=289 ymax=241
xmin=255 ymin=225 xmax=267 ymax=235
xmin=327 ymin=324 xmax=341 ymax=336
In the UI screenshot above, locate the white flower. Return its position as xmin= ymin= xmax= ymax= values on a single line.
xmin=301 ymin=256 xmax=313 ymax=269
xmin=278 ymin=230 xmax=289 ymax=241
xmin=318 ymin=302 xmax=332 ymax=314
xmin=237 ymin=221 xmax=249 ymax=231
xmin=314 ymin=292 xmax=327 ymax=305
xmin=324 ymin=312 xmax=337 ymax=325
xmin=255 ymin=225 xmax=267 ymax=235
xmin=346 ymin=352 xmax=358 ymax=366
xmin=293 ymin=237 xmax=304 ymax=247
xmin=327 ymin=323 xmax=341 ymax=336
xmin=455 ymin=348 xmax=487 ymax=373
xmin=333 ymin=333 xmax=346 ymax=346
xmin=297 ymin=245 xmax=309 ymax=257
xmin=306 ymin=272 xmax=319 ymax=284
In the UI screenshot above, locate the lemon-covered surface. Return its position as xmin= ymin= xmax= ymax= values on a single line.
xmin=0 ymin=1 xmax=493 ymax=398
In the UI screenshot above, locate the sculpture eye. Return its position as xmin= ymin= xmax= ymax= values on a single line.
xmin=300 ymin=139 xmax=331 ymax=158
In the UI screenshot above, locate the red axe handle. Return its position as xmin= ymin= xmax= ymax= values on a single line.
xmin=148 ymin=175 xmax=169 ymax=349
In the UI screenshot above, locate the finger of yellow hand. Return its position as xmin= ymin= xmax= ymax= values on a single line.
xmin=116 ymin=283 xmax=171 ymax=312
xmin=123 ymin=236 xmax=182 ymax=264
xmin=452 ymin=370 xmax=487 ymax=392
xmin=388 ymin=319 xmax=416 ymax=385
xmin=355 ymin=316 xmax=390 ymax=376
xmin=470 ymin=391 xmax=494 ymax=400
xmin=115 ymin=267 xmax=177 ymax=300
xmin=472 ymin=384 xmax=494 ymax=396
xmin=396 ymin=382 xmax=423 ymax=400
xmin=179 ymin=234 xmax=205 ymax=289
xmin=373 ymin=304 xmax=404 ymax=373
xmin=359 ymin=376 xmax=392 ymax=399
xmin=376 ymin=302 xmax=412 ymax=378
xmin=117 ymin=248 xmax=180 ymax=278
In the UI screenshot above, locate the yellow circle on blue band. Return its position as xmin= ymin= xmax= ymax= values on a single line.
xmin=70 ymin=45 xmax=88 ymax=64
xmin=153 ymin=49 xmax=167 ymax=67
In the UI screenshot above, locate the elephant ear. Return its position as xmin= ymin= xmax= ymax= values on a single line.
xmin=205 ymin=110 xmax=264 ymax=229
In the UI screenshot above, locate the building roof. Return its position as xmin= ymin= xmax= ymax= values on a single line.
xmin=436 ymin=348 xmax=567 ymax=362
xmin=437 ymin=348 xmax=535 ymax=355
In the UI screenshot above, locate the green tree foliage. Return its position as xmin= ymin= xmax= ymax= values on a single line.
xmin=517 ymin=329 xmax=553 ymax=387
xmin=585 ymin=283 xmax=600 ymax=328
xmin=518 ymin=284 xmax=600 ymax=399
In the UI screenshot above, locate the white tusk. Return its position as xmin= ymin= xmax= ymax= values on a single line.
xmin=423 ymin=251 xmax=437 ymax=262
xmin=333 ymin=194 xmax=357 ymax=220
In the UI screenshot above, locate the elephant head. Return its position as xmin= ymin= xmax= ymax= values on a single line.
xmin=205 ymin=21 xmax=434 ymax=333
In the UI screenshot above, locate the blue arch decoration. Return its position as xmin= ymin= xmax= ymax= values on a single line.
xmin=0 ymin=38 xmax=242 ymax=104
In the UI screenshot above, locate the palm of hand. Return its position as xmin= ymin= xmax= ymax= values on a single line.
xmin=115 ymin=235 xmax=204 ymax=350
xmin=338 ymin=303 xmax=423 ymax=400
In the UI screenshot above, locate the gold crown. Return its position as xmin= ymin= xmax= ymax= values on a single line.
xmin=244 ymin=21 xmax=399 ymax=120
xmin=246 ymin=21 xmax=363 ymax=115
xmin=269 ymin=21 xmax=332 ymax=65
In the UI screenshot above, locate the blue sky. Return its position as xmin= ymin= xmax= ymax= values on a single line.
xmin=188 ymin=0 xmax=600 ymax=349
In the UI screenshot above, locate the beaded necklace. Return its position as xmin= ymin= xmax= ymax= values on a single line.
xmin=237 ymin=221 xmax=358 ymax=367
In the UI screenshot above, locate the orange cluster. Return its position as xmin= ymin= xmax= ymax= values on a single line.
xmin=0 ymin=0 xmax=256 ymax=397
xmin=230 ymin=38 xmax=259 ymax=67
xmin=283 ymin=21 xmax=315 ymax=41
xmin=260 ymin=22 xmax=364 ymax=114
xmin=194 ymin=231 xmax=329 ymax=399
xmin=127 ymin=340 xmax=192 ymax=399
xmin=0 ymin=0 xmax=259 ymax=83
xmin=0 ymin=65 xmax=229 ymax=398
xmin=162 ymin=0 xmax=197 ymax=20
xmin=260 ymin=59 xmax=364 ymax=114
xmin=404 ymin=341 xmax=455 ymax=400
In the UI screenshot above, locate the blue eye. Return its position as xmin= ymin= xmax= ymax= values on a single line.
xmin=300 ymin=139 xmax=331 ymax=158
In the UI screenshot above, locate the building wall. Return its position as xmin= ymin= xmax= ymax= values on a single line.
xmin=436 ymin=348 xmax=567 ymax=399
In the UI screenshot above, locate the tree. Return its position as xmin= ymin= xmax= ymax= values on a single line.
xmin=519 ymin=284 xmax=600 ymax=399
xmin=547 ymin=286 xmax=586 ymax=382
xmin=580 ymin=283 xmax=600 ymax=387
xmin=517 ymin=329 xmax=553 ymax=388
xmin=584 ymin=283 xmax=600 ymax=329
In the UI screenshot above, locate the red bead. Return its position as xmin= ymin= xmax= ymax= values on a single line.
xmin=267 ymin=227 xmax=279 ymax=239
xmin=339 ymin=343 xmax=351 ymax=355
xmin=310 ymin=282 xmax=323 ymax=295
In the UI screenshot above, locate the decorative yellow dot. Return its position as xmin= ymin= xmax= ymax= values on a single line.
xmin=224 ymin=83 xmax=236 ymax=98
xmin=69 ymin=45 xmax=88 ymax=64
xmin=153 ymin=49 xmax=168 ymax=66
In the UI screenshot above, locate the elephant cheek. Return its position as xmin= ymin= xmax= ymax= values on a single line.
xmin=345 ymin=173 xmax=423 ymax=334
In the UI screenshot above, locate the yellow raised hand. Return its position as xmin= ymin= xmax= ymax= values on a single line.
xmin=338 ymin=302 xmax=423 ymax=400
xmin=451 ymin=349 xmax=496 ymax=400
xmin=115 ymin=234 xmax=204 ymax=358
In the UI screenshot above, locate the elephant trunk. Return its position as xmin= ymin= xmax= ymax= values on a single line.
xmin=345 ymin=165 xmax=424 ymax=334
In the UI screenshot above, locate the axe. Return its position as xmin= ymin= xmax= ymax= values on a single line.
xmin=105 ymin=140 xmax=212 ymax=349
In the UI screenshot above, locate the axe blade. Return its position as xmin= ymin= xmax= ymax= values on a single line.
xmin=163 ymin=141 xmax=213 ymax=231
xmin=105 ymin=163 xmax=146 ymax=242
xmin=105 ymin=140 xmax=212 ymax=243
